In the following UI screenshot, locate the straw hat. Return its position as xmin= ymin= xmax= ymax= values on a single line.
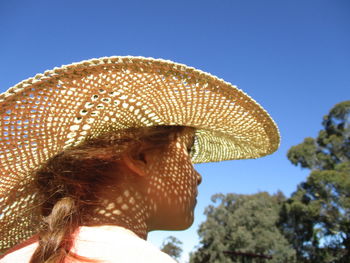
xmin=0 ymin=56 xmax=280 ymax=252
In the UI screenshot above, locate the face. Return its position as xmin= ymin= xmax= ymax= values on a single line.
xmin=141 ymin=127 xmax=202 ymax=231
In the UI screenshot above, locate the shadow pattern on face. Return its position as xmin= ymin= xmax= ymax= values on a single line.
xmin=90 ymin=128 xmax=201 ymax=236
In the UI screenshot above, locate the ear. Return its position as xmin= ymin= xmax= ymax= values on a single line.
xmin=122 ymin=153 xmax=148 ymax=177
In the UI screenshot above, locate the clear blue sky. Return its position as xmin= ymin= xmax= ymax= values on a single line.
xmin=1 ymin=0 xmax=349 ymax=262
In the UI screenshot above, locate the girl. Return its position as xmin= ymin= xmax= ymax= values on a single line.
xmin=0 ymin=56 xmax=280 ymax=262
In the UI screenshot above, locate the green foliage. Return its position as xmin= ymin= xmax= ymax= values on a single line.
xmin=160 ymin=236 xmax=183 ymax=262
xmin=190 ymin=192 xmax=296 ymax=263
xmin=280 ymin=101 xmax=350 ymax=262
xmin=288 ymin=101 xmax=350 ymax=171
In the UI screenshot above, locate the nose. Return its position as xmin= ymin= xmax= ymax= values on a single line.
xmin=195 ymin=170 xmax=202 ymax=186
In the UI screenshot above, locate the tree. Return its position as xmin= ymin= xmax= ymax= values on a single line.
xmin=190 ymin=192 xmax=296 ymax=263
xmin=288 ymin=101 xmax=350 ymax=171
xmin=279 ymin=101 xmax=350 ymax=262
xmin=160 ymin=236 xmax=183 ymax=262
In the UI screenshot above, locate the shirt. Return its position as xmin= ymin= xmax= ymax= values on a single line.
xmin=0 ymin=226 xmax=177 ymax=263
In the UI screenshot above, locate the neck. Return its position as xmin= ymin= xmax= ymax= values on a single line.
xmin=86 ymin=187 xmax=150 ymax=239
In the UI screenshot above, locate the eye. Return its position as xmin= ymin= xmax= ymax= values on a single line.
xmin=187 ymin=135 xmax=196 ymax=154
xmin=187 ymin=146 xmax=192 ymax=154
xmin=136 ymin=152 xmax=147 ymax=164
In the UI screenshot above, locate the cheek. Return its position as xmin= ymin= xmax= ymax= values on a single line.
xmin=144 ymin=132 xmax=198 ymax=209
xmin=145 ymin=154 xmax=197 ymax=204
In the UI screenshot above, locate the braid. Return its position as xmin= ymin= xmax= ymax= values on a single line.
xmin=30 ymin=197 xmax=78 ymax=263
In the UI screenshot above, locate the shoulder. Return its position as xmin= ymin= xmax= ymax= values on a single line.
xmin=0 ymin=237 xmax=38 ymax=263
xmin=72 ymin=226 xmax=177 ymax=263
xmin=0 ymin=227 xmax=177 ymax=263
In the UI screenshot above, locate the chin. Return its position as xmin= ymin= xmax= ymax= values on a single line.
xmin=177 ymin=220 xmax=194 ymax=230
xmin=161 ymin=222 xmax=193 ymax=231
xmin=151 ymin=212 xmax=195 ymax=231
xmin=169 ymin=213 xmax=195 ymax=230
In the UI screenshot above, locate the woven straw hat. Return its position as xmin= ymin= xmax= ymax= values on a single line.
xmin=0 ymin=56 xmax=279 ymax=252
